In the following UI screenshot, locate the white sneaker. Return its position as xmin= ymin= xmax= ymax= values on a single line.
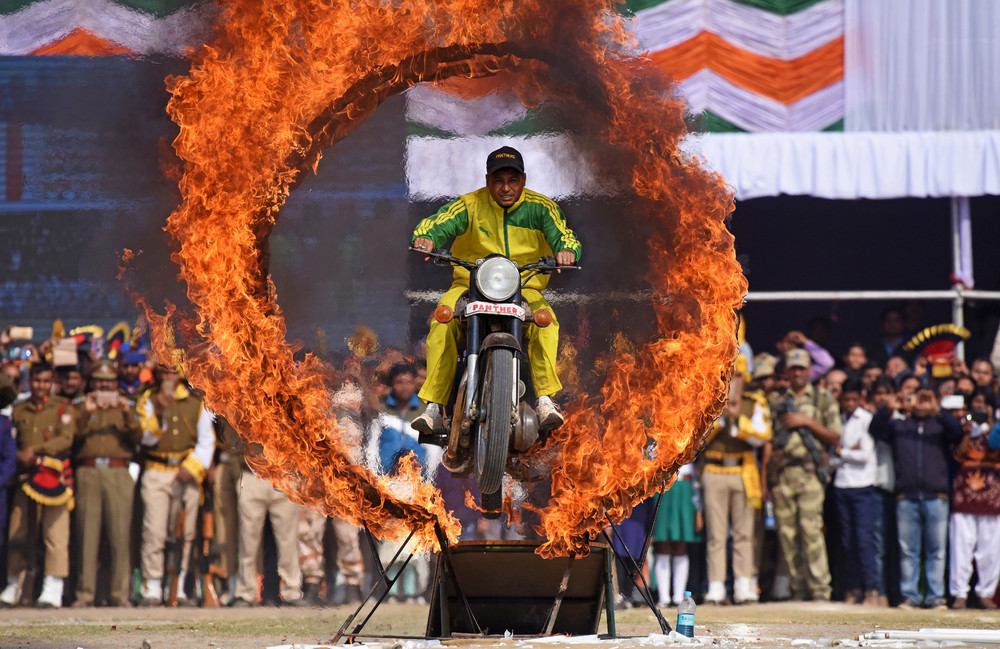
xmin=734 ymin=576 xmax=758 ymax=604
xmin=535 ymin=396 xmax=564 ymax=430
xmin=140 ymin=577 xmax=163 ymax=606
xmin=412 ymin=402 xmax=445 ymax=434
xmin=35 ymin=576 xmax=63 ymax=608
xmin=705 ymin=580 xmax=727 ymax=605
xmin=0 ymin=577 xmax=18 ymax=607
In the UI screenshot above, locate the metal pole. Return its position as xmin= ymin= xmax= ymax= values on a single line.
xmin=432 ymin=523 xmax=482 ymax=636
xmin=602 ymin=544 xmax=616 ymax=638
xmin=542 ymin=556 xmax=575 ymax=635
xmin=601 ymin=527 xmax=671 ymax=634
xmin=331 ymin=530 xmax=416 ymax=644
xmin=951 ymin=196 xmax=974 ymax=360
xmin=744 ymin=289 xmax=1000 ymax=302
xmin=362 ymin=520 xmax=386 ymax=577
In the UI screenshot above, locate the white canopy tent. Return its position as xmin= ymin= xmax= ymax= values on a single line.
xmin=692 ymin=0 xmax=1000 ymax=355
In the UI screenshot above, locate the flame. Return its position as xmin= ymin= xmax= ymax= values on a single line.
xmin=139 ymin=0 xmax=746 ymax=554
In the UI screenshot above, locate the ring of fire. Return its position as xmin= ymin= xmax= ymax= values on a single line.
xmin=140 ymin=0 xmax=748 ymax=556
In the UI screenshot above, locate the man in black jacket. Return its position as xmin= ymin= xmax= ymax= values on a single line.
xmin=869 ymin=389 xmax=962 ymax=610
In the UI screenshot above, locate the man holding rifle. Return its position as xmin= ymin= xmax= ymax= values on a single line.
xmin=766 ymin=348 xmax=841 ymax=602
xmin=136 ymin=365 xmax=215 ymax=606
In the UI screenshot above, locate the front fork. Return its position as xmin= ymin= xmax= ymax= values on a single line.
xmin=465 ymin=314 xmax=481 ymax=421
xmin=463 ymin=312 xmax=523 ymax=424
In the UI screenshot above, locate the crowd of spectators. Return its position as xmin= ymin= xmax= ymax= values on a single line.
xmin=0 ymin=323 xmax=525 ymax=609
xmin=614 ymin=306 xmax=1000 ymax=612
xmin=1 ymin=304 xmax=999 ymax=613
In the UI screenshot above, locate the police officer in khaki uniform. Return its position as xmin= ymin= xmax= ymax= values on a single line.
xmin=136 ymin=365 xmax=215 ymax=605
xmin=767 ymin=348 xmax=841 ymax=601
xmin=702 ymin=369 xmax=772 ymax=605
xmin=230 ymin=438 xmax=305 ymax=607
xmin=0 ymin=362 xmax=76 ymax=608
xmin=72 ymin=360 xmax=141 ymax=607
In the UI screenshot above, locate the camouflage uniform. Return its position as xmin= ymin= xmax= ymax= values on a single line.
xmin=770 ymin=383 xmax=841 ymax=601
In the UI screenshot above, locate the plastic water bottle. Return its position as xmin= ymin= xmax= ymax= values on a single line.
xmin=764 ymin=499 xmax=776 ymax=530
xmin=676 ymin=590 xmax=696 ymax=638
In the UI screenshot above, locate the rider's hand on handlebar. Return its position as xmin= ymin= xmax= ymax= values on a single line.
xmin=555 ymin=250 xmax=576 ymax=272
xmin=414 ymin=237 xmax=435 ymax=261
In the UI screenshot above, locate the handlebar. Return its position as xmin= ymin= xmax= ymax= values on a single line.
xmin=408 ymin=246 xmax=581 ymax=273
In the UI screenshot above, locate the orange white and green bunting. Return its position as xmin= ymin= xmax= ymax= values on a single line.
xmin=0 ymin=0 xmax=209 ymax=56
xmin=626 ymin=0 xmax=844 ymax=132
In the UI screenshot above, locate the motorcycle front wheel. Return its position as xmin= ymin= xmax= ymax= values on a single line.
xmin=474 ymin=347 xmax=514 ymax=495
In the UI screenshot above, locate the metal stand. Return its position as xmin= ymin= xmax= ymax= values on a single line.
xmin=331 ymin=529 xmax=417 ymax=644
xmin=603 ymin=506 xmax=672 ymax=635
xmin=332 ymin=523 xmax=482 ymax=643
xmin=432 ymin=523 xmax=483 ymax=636
xmin=542 ymin=556 xmax=575 ymax=635
xmin=335 ymin=520 xmax=642 ymax=640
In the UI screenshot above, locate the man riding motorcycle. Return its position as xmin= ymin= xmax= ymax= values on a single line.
xmin=411 ymin=146 xmax=582 ymax=435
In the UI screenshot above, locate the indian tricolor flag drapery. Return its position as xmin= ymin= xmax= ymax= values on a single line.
xmin=629 ymin=0 xmax=844 ymax=132
xmin=5 ymin=0 xmax=844 ymax=133
xmin=1 ymin=0 xmax=208 ymax=56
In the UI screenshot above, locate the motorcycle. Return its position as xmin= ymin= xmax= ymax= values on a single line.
xmin=410 ymin=246 xmax=580 ymax=517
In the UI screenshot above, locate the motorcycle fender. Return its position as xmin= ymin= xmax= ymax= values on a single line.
xmin=480 ymin=332 xmax=521 ymax=354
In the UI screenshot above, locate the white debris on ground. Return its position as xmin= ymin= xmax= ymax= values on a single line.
xmin=267 ymin=642 xmax=443 ymax=649
xmin=266 ymin=628 xmax=1000 ymax=649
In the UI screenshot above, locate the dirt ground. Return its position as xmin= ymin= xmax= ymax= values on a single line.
xmin=0 ymin=600 xmax=998 ymax=649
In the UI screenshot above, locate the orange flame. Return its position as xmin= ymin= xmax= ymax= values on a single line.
xmin=140 ymin=0 xmax=746 ymax=554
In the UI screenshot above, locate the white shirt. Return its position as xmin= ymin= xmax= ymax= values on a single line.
xmin=833 ymin=406 xmax=877 ymax=489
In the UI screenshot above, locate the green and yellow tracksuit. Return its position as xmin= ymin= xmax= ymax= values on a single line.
xmin=412 ymin=187 xmax=582 ymax=405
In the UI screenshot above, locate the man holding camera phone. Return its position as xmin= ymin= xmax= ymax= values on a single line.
xmin=72 ymin=360 xmax=142 ymax=607
xmin=870 ymin=388 xmax=963 ymax=610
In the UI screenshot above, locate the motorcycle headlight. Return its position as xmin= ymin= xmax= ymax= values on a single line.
xmin=476 ymin=257 xmax=520 ymax=301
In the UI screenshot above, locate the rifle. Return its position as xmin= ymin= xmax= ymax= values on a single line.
xmin=774 ymin=395 xmax=833 ymax=484
xmin=199 ymin=488 xmax=221 ymax=607
xmin=18 ymin=500 xmax=40 ymax=607
xmin=165 ymin=508 xmax=187 ymax=607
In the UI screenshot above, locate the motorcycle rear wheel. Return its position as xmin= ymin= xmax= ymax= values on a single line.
xmin=474 ymin=347 xmax=514 ymax=495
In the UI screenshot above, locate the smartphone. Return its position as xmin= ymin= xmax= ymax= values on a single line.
xmin=4 ymin=347 xmax=32 ymax=362
xmin=7 ymin=326 xmax=33 ymax=341
xmin=95 ymin=391 xmax=119 ymax=407
xmin=969 ymin=409 xmax=990 ymax=425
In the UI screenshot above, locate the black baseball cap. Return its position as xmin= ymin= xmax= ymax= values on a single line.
xmin=486 ymin=146 xmax=525 ymax=175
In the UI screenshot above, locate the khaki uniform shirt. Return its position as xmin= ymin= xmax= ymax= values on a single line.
xmin=137 ymin=385 xmax=215 ymax=481
xmin=75 ymin=400 xmax=142 ymax=461
xmin=11 ymin=396 xmax=75 ymax=459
